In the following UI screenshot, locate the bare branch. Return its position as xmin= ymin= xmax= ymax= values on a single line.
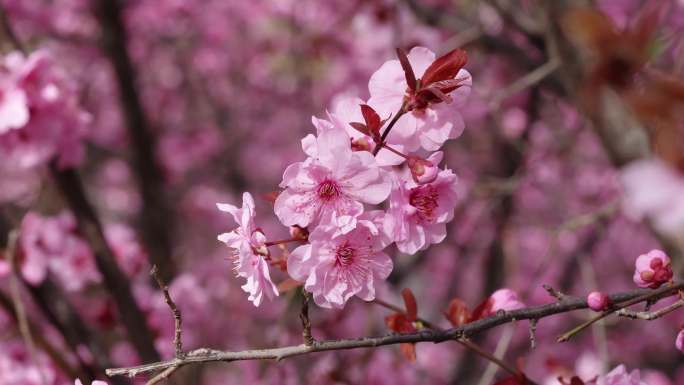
xmin=0 ymin=4 xmax=27 ymax=53
xmin=145 ymin=366 xmax=179 ymax=385
xmin=557 ymin=283 xmax=684 ymax=342
xmin=617 ymin=298 xmax=684 ymax=320
xmin=94 ymin=0 xmax=177 ymax=282
xmin=107 ymin=282 xmax=684 ymax=379
xmin=51 ymin=165 xmax=160 ymax=363
xmin=151 ymin=265 xmax=183 ymax=358
xmin=299 ymin=290 xmax=314 ymax=346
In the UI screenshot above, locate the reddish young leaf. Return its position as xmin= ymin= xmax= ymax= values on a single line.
xmin=421 ymin=48 xmax=467 ymax=86
xmin=385 ymin=313 xmax=415 ymax=333
xmin=348 ymin=122 xmax=370 ymax=136
xmin=470 ymin=297 xmax=494 ymax=321
xmin=493 ymin=374 xmax=529 ymax=385
xmin=360 ymin=104 xmax=382 ymax=136
xmin=444 ymin=298 xmax=471 ymax=326
xmin=401 ymin=288 xmax=417 ymax=322
xmin=400 ymin=342 xmax=417 ymax=362
xmin=396 ymin=47 xmax=417 ymax=91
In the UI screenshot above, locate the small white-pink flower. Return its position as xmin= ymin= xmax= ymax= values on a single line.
xmin=287 ymin=211 xmax=393 ymax=309
xmin=384 ymin=158 xmax=458 ymax=254
xmin=217 ymin=192 xmax=278 ymax=307
xmin=676 ymin=328 xmax=683 ymax=353
xmin=489 ymin=288 xmax=525 ymax=312
xmin=275 ymin=127 xmax=391 ymax=233
xmin=0 ymin=81 xmax=29 ymax=133
xmin=586 ymin=365 xmax=647 ymax=385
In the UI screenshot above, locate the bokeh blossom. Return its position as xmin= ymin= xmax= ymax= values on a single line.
xmin=218 ymin=192 xmax=278 ymax=306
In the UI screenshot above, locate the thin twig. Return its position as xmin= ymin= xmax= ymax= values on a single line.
xmin=616 ymin=298 xmax=684 ymax=320
xmin=7 ymin=231 xmax=48 ymax=385
xmin=557 ymin=283 xmax=683 ymax=342
xmin=299 ymin=290 xmax=314 ymax=346
xmin=490 ymin=58 xmax=560 ymax=109
xmin=151 ymin=265 xmax=183 ymax=358
xmin=0 ymin=290 xmax=82 ymax=380
xmin=145 ymin=366 xmax=179 ymax=385
xmin=372 ymin=102 xmax=408 ymax=156
xmin=476 ymin=325 xmax=515 ymax=385
xmin=0 ymin=4 xmax=27 ymax=53
xmin=107 ymin=282 xmax=683 ymax=378
xmin=543 ymin=284 xmax=567 ymax=301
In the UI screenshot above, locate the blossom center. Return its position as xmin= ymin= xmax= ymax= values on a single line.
xmin=317 ymin=179 xmax=340 ymax=201
xmin=335 ymin=242 xmax=356 ymax=267
xmin=409 ymin=185 xmax=439 ymax=222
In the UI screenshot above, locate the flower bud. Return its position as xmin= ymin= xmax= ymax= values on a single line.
xmin=407 ymin=156 xmax=438 ymax=185
xmin=350 ymin=137 xmax=372 ymax=152
xmin=676 ymin=328 xmax=684 ymax=353
xmin=586 ymin=291 xmax=610 ymax=311
xmin=289 ymin=225 xmax=309 ymax=242
xmin=490 ymin=288 xmax=525 ymax=313
xmin=633 ymin=249 xmax=673 ymax=289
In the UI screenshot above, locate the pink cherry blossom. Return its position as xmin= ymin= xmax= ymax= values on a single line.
xmin=489 ymin=288 xmax=525 ymax=312
xmin=587 ymin=291 xmax=610 ymax=311
xmin=0 ymin=81 xmax=29 ymax=133
xmin=0 ymin=213 xmax=46 ymax=285
xmin=0 ymin=50 xmax=90 ymax=170
xmin=676 ymin=328 xmax=684 ymax=353
xmin=384 ymin=163 xmax=458 ymax=254
xmin=586 ymin=365 xmax=647 ymax=385
xmin=275 ymin=127 xmax=391 ymax=232
xmin=368 ymin=46 xmax=472 ymax=152
xmin=217 ymin=192 xmax=278 ymax=307
xmin=633 ymin=249 xmax=673 ymax=289
xmin=287 ymin=211 xmax=393 ymax=308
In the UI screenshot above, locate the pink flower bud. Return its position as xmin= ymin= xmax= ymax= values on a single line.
xmin=407 ymin=156 xmax=438 ymax=184
xmin=676 ymin=328 xmax=684 ymax=353
xmin=289 ymin=225 xmax=309 ymax=241
xmin=586 ymin=291 xmax=610 ymax=311
xmin=633 ymin=249 xmax=673 ymax=289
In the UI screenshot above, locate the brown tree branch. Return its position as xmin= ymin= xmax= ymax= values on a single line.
xmin=51 ymin=165 xmax=160 ymax=363
xmin=106 ymin=282 xmax=684 ymax=379
xmin=94 ymin=0 xmax=177 ymax=282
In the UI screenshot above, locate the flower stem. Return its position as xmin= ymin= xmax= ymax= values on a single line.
xmin=372 ymin=101 xmax=408 ymax=156
xmin=379 ymin=143 xmax=409 ymax=159
xmin=265 ymin=238 xmax=302 ymax=247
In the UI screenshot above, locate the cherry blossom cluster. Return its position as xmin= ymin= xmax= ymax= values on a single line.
xmin=217 ymin=46 xmax=472 ymax=308
xmin=0 ymin=50 xmax=90 ymax=174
